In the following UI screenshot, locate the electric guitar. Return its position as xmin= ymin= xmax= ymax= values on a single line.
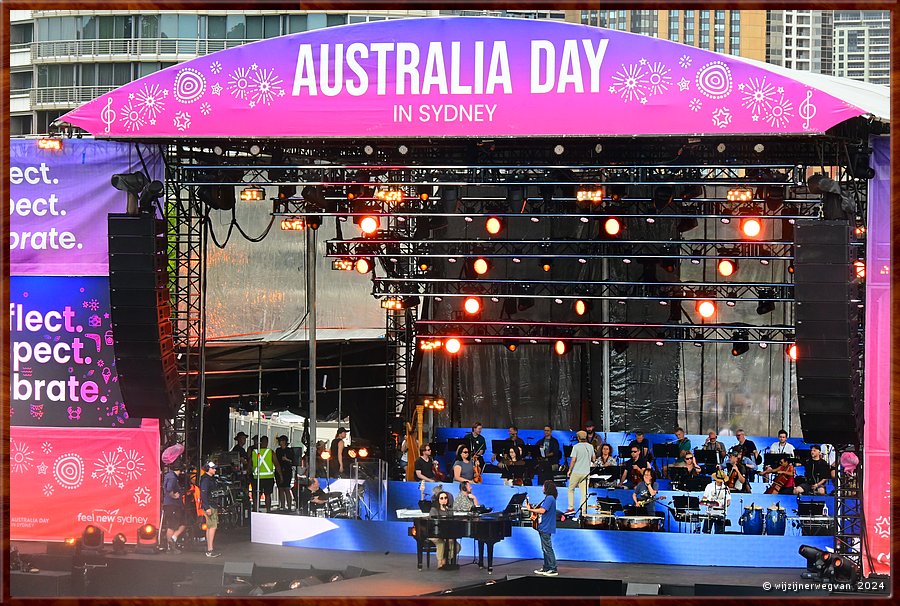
xmin=635 ymin=495 xmax=667 ymax=508
xmin=522 ymin=496 xmax=540 ymax=530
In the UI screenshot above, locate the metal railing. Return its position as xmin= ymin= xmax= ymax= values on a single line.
xmin=31 ymin=85 xmax=117 ymax=106
xmin=33 ymin=37 xmax=255 ymax=60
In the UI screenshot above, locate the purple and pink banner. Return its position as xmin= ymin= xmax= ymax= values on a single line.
xmin=863 ymin=135 xmax=890 ymax=576
xmin=10 ymin=139 xmax=163 ymax=276
xmin=60 ymin=17 xmax=865 ymax=138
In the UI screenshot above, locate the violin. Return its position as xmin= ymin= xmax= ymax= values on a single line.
xmin=473 ymin=457 xmax=483 ymax=484
xmin=432 ymin=459 xmax=446 ymax=482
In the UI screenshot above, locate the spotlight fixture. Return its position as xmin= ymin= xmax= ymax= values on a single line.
xmin=573 ymin=299 xmax=591 ymax=316
xmin=539 ymin=258 xmax=553 ymax=272
xmin=363 ymin=144 xmax=375 ymax=155
xmin=373 ymin=187 xmax=405 ymax=203
xmin=731 ymin=330 xmax=750 ymax=356
xmin=553 ymin=144 xmax=565 ymax=155
xmin=726 ymin=187 xmax=754 ymax=203
xmin=603 ymin=217 xmax=621 ymax=236
xmin=321 ymin=451 xmax=331 ymax=460
xmin=248 ymin=144 xmax=262 ymax=156
xmin=445 ymin=338 xmax=462 ymax=354
xmin=740 ymin=216 xmax=763 ymax=239
xmin=786 ymin=343 xmax=798 ymax=361
xmin=280 ymin=218 xmax=306 ymax=231
xmin=417 ymin=257 xmax=435 ymax=272
xmin=82 ymin=524 xmax=105 ymax=551
xmin=718 ymin=258 xmax=738 ymax=277
xmin=554 ymin=340 xmax=568 ymax=356
xmin=358 ymin=447 xmax=369 ymax=458
xmin=354 ymin=258 xmax=373 ymax=274
xmin=381 ymin=296 xmax=420 ymax=310
xmin=332 ymin=259 xmax=354 ymax=271
xmin=725 ymin=291 xmax=738 ymax=307
xmin=347 ymin=448 xmax=357 ymax=459
xmin=576 ymin=186 xmax=604 ymax=204
xmin=135 ymin=524 xmax=159 ymax=554
xmin=415 ymin=184 xmax=431 ymax=201
xmin=466 ymin=256 xmax=492 ymax=277
xmin=756 ymin=290 xmax=776 ymax=315
xmin=853 ymin=260 xmax=865 ymax=279
xmin=422 ymin=395 xmax=446 ymax=410
xmin=398 ymin=144 xmax=409 ymax=155
xmin=503 ymin=339 xmax=519 ymax=352
xmin=419 ymin=338 xmax=443 ymax=351
xmin=463 ymin=297 xmax=482 ymax=315
xmin=485 ymin=216 xmax=503 ymax=235
xmin=277 ymin=184 xmax=297 ymax=200
xmin=695 ymin=299 xmax=717 ymax=319
xmin=346 ymin=184 xmax=372 ymax=200
xmin=239 ymin=186 xmax=266 ymax=202
xmin=358 ymin=215 xmax=380 ymax=235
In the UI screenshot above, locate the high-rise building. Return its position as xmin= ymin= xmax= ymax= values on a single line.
xmin=566 ymin=9 xmax=767 ymax=61
xmin=10 ymin=9 xmax=442 ymax=136
xmin=766 ymin=10 xmax=833 ymax=75
xmin=832 ymin=10 xmax=890 ymax=84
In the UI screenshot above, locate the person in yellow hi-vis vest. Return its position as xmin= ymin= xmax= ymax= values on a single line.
xmin=252 ymin=435 xmax=276 ymax=512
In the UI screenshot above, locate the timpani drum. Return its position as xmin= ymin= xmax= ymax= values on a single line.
xmin=581 ymin=513 xmax=617 ymax=530
xmin=616 ymin=516 xmax=663 ymax=532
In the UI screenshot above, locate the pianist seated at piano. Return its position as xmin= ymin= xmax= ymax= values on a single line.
xmin=429 ymin=491 xmax=461 ymax=569
xmin=453 ymin=480 xmax=480 ymax=512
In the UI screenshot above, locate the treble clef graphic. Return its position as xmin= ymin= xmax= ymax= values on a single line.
xmin=101 ymin=97 xmax=115 ymax=133
xmin=799 ymin=89 xmax=816 ymax=130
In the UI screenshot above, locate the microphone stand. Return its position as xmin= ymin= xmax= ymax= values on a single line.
xmin=567 ymin=491 xmax=598 ymax=520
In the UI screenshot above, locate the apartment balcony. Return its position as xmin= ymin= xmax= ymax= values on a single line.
xmin=32 ymin=37 xmax=257 ymax=63
xmin=31 ymin=85 xmax=118 ymax=109
xmin=11 ymin=91 xmax=32 ymax=114
xmin=11 ymin=43 xmax=32 ymax=68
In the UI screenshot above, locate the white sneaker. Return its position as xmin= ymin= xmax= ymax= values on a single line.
xmin=534 ymin=569 xmax=546 ymax=575
xmin=543 ymin=570 xmax=559 ymax=576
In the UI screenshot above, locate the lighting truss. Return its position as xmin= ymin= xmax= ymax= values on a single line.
xmin=414 ymin=320 xmax=794 ymax=344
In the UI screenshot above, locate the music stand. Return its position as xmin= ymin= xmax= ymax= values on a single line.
xmin=502 ymin=493 xmax=529 ymax=515
xmin=446 ymin=438 xmax=467 ymax=457
xmin=693 ymin=450 xmax=720 ymax=472
xmin=653 ymin=443 xmax=679 ymax=460
xmin=794 ymin=449 xmax=811 ymax=464
xmin=564 ymin=445 xmax=574 ymax=460
xmin=798 ymin=501 xmax=826 ymax=516
xmin=491 ymin=440 xmax=514 ymax=458
xmin=521 ymin=445 xmax=542 ymax=460
xmin=617 ymin=445 xmax=632 ymax=459
xmin=593 ymin=497 xmax=623 ymax=514
xmin=764 ymin=452 xmax=794 ymax=469
xmin=590 ymin=466 xmax=620 ymax=487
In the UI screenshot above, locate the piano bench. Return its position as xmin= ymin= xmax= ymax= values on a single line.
xmin=408 ymin=525 xmax=438 ymax=569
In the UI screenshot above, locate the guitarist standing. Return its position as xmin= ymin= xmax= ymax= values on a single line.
xmin=632 ymin=469 xmax=659 ymax=515
xmin=525 ymin=480 xmax=559 ymax=577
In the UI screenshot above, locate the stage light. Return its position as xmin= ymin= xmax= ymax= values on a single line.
xmin=197 ymin=184 xmax=236 ymax=211
xmin=321 ymin=451 xmax=331 ymax=460
xmin=445 ymin=338 xmax=462 ymax=354
xmin=419 ymin=338 xmax=443 ymax=351
xmin=398 ymin=144 xmax=409 ymax=155
xmin=576 ymin=186 xmax=604 ymax=204
xmin=660 ymin=258 xmax=677 ymax=273
xmin=82 ymin=524 xmax=105 ymax=550
xmin=346 ymin=184 xmax=371 ymax=200
xmin=277 ymin=184 xmax=297 ymax=201
xmin=603 ymin=217 xmax=621 ymax=236
xmin=358 ymin=447 xmax=369 ymax=458
xmin=135 ymin=524 xmax=158 ymax=553
xmin=727 ymin=187 xmax=754 ymax=203
xmin=753 ymin=143 xmax=765 ymax=153
xmin=347 ymin=448 xmax=357 ymax=459
xmin=799 ymin=545 xmax=832 ymax=577
xmin=332 ymin=259 xmax=354 ymax=271
xmin=248 ymin=144 xmax=262 ymax=156
xmin=554 ymin=340 xmax=568 ymax=356
xmin=354 ymin=258 xmax=372 ymax=274
xmin=756 ymin=290 xmax=776 ymax=315
xmin=363 ymin=144 xmax=375 ymax=155
xmin=374 ymin=186 xmax=404 ymax=203
xmin=695 ymin=300 xmax=716 ymax=319
xmin=553 ymin=144 xmax=565 ymax=155
xmin=280 ymin=218 xmax=306 ymax=231
xmin=539 ymin=258 xmax=553 ymax=272
xmin=485 ymin=216 xmax=503 ymax=235
xmin=38 ymin=137 xmax=63 ymax=151
xmin=65 ymin=537 xmax=78 ymax=547
xmin=240 ymin=187 xmax=266 ymax=202
xmin=503 ymin=339 xmax=519 ymax=352
xmin=787 ymin=263 xmax=795 ymax=274
xmin=381 ymin=296 xmax=420 ymax=310
xmin=381 ymin=298 xmax=403 ymax=310
xmin=112 ymin=533 xmax=127 ymax=555
xmin=740 ymin=217 xmax=762 ymax=239
xmin=416 ymin=185 xmax=431 ymax=201
xmin=417 ymin=258 xmax=434 ymax=272
xmin=718 ymin=258 xmax=738 ymax=277
xmin=731 ymin=331 xmax=750 ymax=356
xmin=787 ymin=343 xmax=798 ymax=361
xmin=359 ymin=215 xmax=380 ymax=235
xmin=853 ymin=260 xmax=865 ymax=279
xmin=574 ymin=299 xmax=591 ymax=316
xmin=463 ymin=297 xmax=482 ymax=315
xmin=725 ymin=291 xmax=738 ymax=307
xmin=200 ymin=521 xmax=209 ymax=531
xmin=471 ymin=257 xmax=491 ymax=276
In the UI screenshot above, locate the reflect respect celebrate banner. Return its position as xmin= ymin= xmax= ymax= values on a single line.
xmin=60 ymin=18 xmax=865 ymax=138
xmin=9 ymin=421 xmax=161 ymax=541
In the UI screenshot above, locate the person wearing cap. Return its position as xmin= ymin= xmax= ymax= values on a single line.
xmin=583 ymin=421 xmax=603 ymax=455
xmin=701 ymin=470 xmax=731 ymax=534
xmin=162 ymin=463 xmax=187 ymax=552
xmin=330 ymin=427 xmax=349 ymax=478
xmin=275 ymin=435 xmax=294 ymax=511
xmin=566 ymin=430 xmax=596 ymax=515
xmin=231 ymin=431 xmax=250 ymax=473
xmin=199 ymin=462 xmax=221 ymax=557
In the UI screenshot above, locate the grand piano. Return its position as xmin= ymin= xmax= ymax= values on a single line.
xmin=411 ymin=512 xmax=514 ymax=573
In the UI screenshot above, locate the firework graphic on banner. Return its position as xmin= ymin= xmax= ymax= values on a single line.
xmin=609 ymin=63 xmax=649 ymax=103
xmin=119 ymin=101 xmax=145 ymax=132
xmin=764 ymin=95 xmax=794 ymax=129
xmin=173 ymin=67 xmax=207 ymax=104
xmin=227 ymin=66 xmax=253 ymax=101
xmin=739 ymin=76 xmax=778 ymax=116
xmin=54 ymin=453 xmax=85 ymax=490
xmin=645 ymin=61 xmax=673 ymax=96
xmin=248 ymin=67 xmax=285 ymax=106
xmin=134 ymin=83 xmax=167 ymax=121
xmin=93 ymin=450 xmax=127 ymax=487
xmin=11 ymin=440 xmax=35 ymax=474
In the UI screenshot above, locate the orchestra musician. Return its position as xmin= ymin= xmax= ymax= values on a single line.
xmin=496 ymin=445 xmax=527 ymax=486
xmin=464 ymin=422 xmax=487 ymax=465
xmin=723 ymin=451 xmax=750 ymax=493
xmin=596 ymin=443 xmax=617 ymax=468
xmin=632 ymin=468 xmax=659 ymax=516
xmin=730 ymin=429 xmax=761 ymax=481
xmin=700 ymin=470 xmax=731 ymax=534
xmin=452 ymin=480 xmax=480 ymax=512
xmin=619 ymin=445 xmax=649 ymax=488
xmin=566 ymin=431 xmax=596 ymax=515
xmin=770 ymin=429 xmax=796 ymax=456
xmin=794 ymin=445 xmax=830 ymax=496
xmin=584 ymin=420 xmax=603 ymax=455
xmin=429 ymin=491 xmax=461 ymax=569
xmin=663 ymin=427 xmax=691 ymax=477
xmin=506 ymin=425 xmax=526 ymax=450
xmin=629 ymin=431 xmax=654 ymax=464
xmin=414 ymin=443 xmax=436 ymax=482
xmin=702 ymin=430 xmax=727 ymax=463
xmin=452 ymin=444 xmax=476 ymax=482
xmin=536 ymin=425 xmax=562 ymax=485
xmin=298 ymin=477 xmax=328 ymax=515
xmin=761 ymin=454 xmax=796 ymax=494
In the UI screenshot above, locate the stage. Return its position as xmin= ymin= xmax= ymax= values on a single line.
xmin=11 ymin=532 xmax=857 ymax=597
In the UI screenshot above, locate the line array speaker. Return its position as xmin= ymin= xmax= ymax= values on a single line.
xmin=793 ymin=220 xmax=862 ymax=445
xmin=108 ymin=213 xmax=179 ymax=419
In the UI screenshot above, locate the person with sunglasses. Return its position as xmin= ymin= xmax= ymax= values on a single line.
xmin=415 ymin=443 xmax=436 ymax=482
xmin=429 ymin=491 xmax=460 ymax=569
xmin=619 ymin=445 xmax=648 ymax=488
xmin=453 ymin=444 xmax=475 ymax=482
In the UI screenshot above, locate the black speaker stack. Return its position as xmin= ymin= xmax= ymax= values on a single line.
xmin=793 ymin=220 xmax=862 ymax=445
xmin=108 ymin=213 xmax=180 ymax=419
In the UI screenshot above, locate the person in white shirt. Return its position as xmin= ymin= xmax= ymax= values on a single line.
xmin=771 ymin=429 xmax=796 ymax=457
xmin=700 ymin=470 xmax=731 ymax=534
xmin=566 ymin=431 xmax=596 ymax=515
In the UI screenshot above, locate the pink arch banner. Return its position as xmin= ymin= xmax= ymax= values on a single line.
xmin=61 ymin=17 xmax=865 ymax=138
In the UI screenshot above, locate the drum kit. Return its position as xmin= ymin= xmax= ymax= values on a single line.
xmin=739 ymin=503 xmax=786 ymax=535
xmin=311 ymin=492 xmax=351 ymax=518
